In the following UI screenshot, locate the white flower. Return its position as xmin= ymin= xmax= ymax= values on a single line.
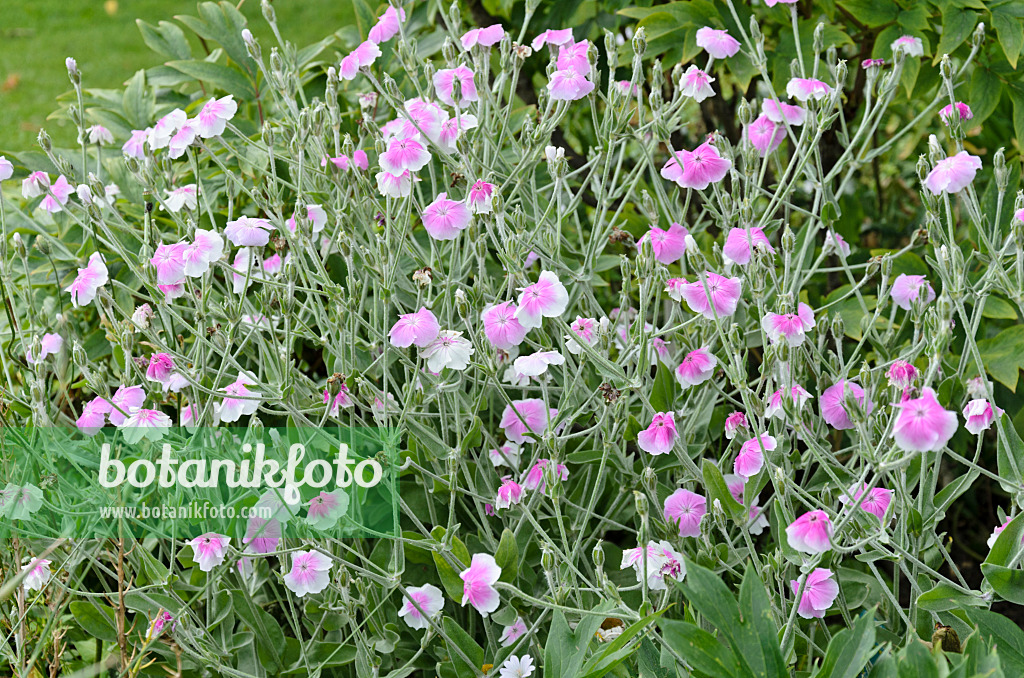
xmin=421 ymin=330 xmax=475 ymax=372
xmin=499 ymin=655 xmax=535 ymax=678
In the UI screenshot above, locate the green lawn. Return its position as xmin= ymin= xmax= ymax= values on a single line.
xmin=0 ymin=0 xmax=358 ymax=151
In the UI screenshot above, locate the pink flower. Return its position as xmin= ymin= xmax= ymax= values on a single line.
xmin=242 ymin=516 xmax=281 ymax=554
xmin=661 ymin=143 xmax=731 ymax=190
xmin=825 ymin=231 xmax=850 ymax=257
xmin=515 ymin=271 xmax=569 ymax=328
xmin=21 ymin=171 xmax=49 ymax=198
xmin=150 ymin=242 xmax=188 ymax=285
xmin=786 ymin=77 xmax=832 ymax=102
xmin=940 ymin=102 xmax=973 ymax=125
xmin=522 ymin=458 xmax=568 ymax=492
xmin=787 ymin=510 xmax=833 ymax=554
xmin=376 ymin=169 xmax=414 ymax=197
xmin=664 ymin=278 xmax=687 ymax=302
xmin=462 ymin=24 xmax=505 ymax=50
xmin=118 ymin=408 xmax=173 ymax=443
xmin=695 ymin=26 xmax=740 ymax=59
xmin=389 ymin=307 xmax=440 ymax=348
xmin=642 ymin=222 xmax=689 ymax=264
xmin=862 ymin=58 xmax=886 ymax=69
xmin=468 ymin=180 xmax=496 ymax=214
xmin=722 ymin=227 xmax=775 ymax=266
xmin=422 ymin=192 xmax=472 ymax=240
xmin=495 ymin=476 xmax=524 ymax=510
xmin=556 ymin=40 xmax=590 ymax=75
xmin=165 ymin=184 xmax=197 ymax=212
xmin=819 ymin=380 xmax=872 ymax=430
xmin=735 ymin=434 xmax=775 ymax=479
xmin=40 ymin=175 xmax=74 ymax=213
xmin=762 ymin=99 xmax=806 ymax=126
xmin=122 ymin=129 xmax=149 ymax=158
xmin=437 ymin=114 xmax=479 ymax=153
xmin=986 ymin=519 xmax=1024 ymax=548
xmin=460 ymin=553 xmax=501 ymax=616
xmin=146 ymin=611 xmax=175 ymax=640
xmin=323 ymin=384 xmax=353 ymax=416
xmin=890 ymin=274 xmax=936 ymax=310
xmin=434 ymin=66 xmax=478 ymax=108
xmin=284 ymin=550 xmax=333 ymax=597
xmin=380 ymin=136 xmax=431 ymax=174
xmin=680 ymin=66 xmax=715 ymax=102
xmin=621 ymin=540 xmax=686 ymax=590
xmin=0 ymin=156 xmax=11 ymax=182
xmin=746 ymin=115 xmax=784 ymax=156
xmin=892 ymin=388 xmax=958 ymax=452
xmin=547 ymin=69 xmax=595 ymax=101
xmin=891 ymin=35 xmax=924 ymax=57
xmin=189 ymin=533 xmax=230 ymax=571
xmin=215 ymin=373 xmax=262 ymax=423
xmin=368 ymin=6 xmax=406 ymax=44
xmin=183 ymin=229 xmax=224 ymax=277
xmin=65 ymin=253 xmax=109 ymax=307
xmin=500 ymin=617 xmax=528 ymax=646
xmin=638 ymin=412 xmax=678 ymax=455
xmin=762 ymin=303 xmax=816 ymax=346
xmin=724 ymin=411 xmax=748 ymax=439
xmin=26 ymin=333 xmax=63 ymax=364
xmin=724 ymin=474 xmax=769 ymax=534
xmin=225 ymin=216 xmax=272 ymax=247
xmin=482 ymin=302 xmax=529 ymax=350
xmin=840 ymin=483 xmax=893 ymax=522
xmin=924 ymin=151 xmax=982 ymax=195
xmin=963 ymin=399 xmax=1002 ymax=435
xmin=791 ymin=568 xmax=839 ymax=619
xmin=679 ymin=272 xmax=743 ymax=319
xmin=166 ymin=121 xmax=197 ymax=159
xmin=886 ymin=360 xmax=918 ymax=390
xmin=675 ymin=347 xmax=717 ymax=387
xmin=148 ymin=108 xmax=186 ymax=149
xmin=108 ymin=385 xmax=145 ymax=426
xmin=500 ymin=399 xmax=557 ymax=444
xmin=339 ymin=41 xmax=382 ymax=80
xmin=193 ymin=95 xmax=237 ymax=138
xmin=489 ymin=443 xmax=522 ymax=469
xmin=531 ymin=28 xmax=574 ymax=51
xmin=663 ymin=488 xmax=706 ymax=537
xmin=565 ymin=316 xmax=599 ymax=354
xmin=21 ymin=558 xmax=52 ymax=592
xmin=514 ymin=350 xmax=565 ymax=377
xmin=422 ymin=330 xmax=475 ymax=372
xmin=146 ymin=353 xmax=175 ymax=385
xmin=77 ymin=397 xmax=111 ymax=435
xmin=305 ymin=490 xmax=348 ymax=529
xmin=765 ymin=385 xmax=812 ymax=418
xmin=399 ymin=584 xmax=444 ymax=629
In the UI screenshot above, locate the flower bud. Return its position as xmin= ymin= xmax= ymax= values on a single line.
xmin=634 ymin=490 xmax=648 ymax=518
xmin=830 ymin=313 xmax=844 ymax=339
xmin=972 ymin=22 xmax=986 ymax=50
xmin=641 ymin=466 xmax=657 ymax=495
xmin=781 ymin=226 xmax=796 ymax=255
xmin=261 ymin=0 xmax=277 ymax=25
xmin=737 ymin=98 xmax=753 ymax=127
xmin=604 ymin=30 xmax=618 ymax=70
xmin=12 ymin=233 xmax=25 ymax=259
xmin=37 ymin=129 xmax=52 ymax=153
xmin=995 ymin=147 xmax=1009 ymax=192
xmin=541 ymin=543 xmax=555 ymax=572
xmin=632 ymin=26 xmax=647 ymax=57
xmin=66 ymin=57 xmax=80 ymax=84
xmin=248 ymin=415 xmax=264 ymax=439
xmin=448 ymin=0 xmax=461 ymax=31
xmin=592 ymin=541 xmax=605 ymax=569
xmin=813 ymin=23 xmax=825 ymax=55
xmin=243 ymin=29 xmax=261 ymax=61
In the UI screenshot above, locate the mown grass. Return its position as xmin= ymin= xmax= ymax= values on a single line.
xmin=0 ymin=0 xmax=357 ymax=151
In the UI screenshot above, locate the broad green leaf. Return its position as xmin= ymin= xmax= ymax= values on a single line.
xmin=978 ymin=324 xmax=1024 ymax=391
xmin=839 ymin=0 xmax=898 ymax=27
xmin=651 ymin=365 xmax=678 ymax=412
xmin=702 ymin=459 xmax=745 ymax=522
xmin=936 ymin=7 xmax=978 ymax=57
xmin=984 ymin=512 xmax=1024 ymax=567
xmin=916 ymin=582 xmax=988 ymax=611
xmin=969 ymin=67 xmax=1004 ymax=127
xmin=738 ymin=568 xmax=787 ymax=677
xmin=545 ymin=603 xmax=617 ymax=678
xmin=981 ymin=564 xmax=1024 ymax=604
xmin=992 ymin=6 xmax=1024 ymax=68
xmin=898 ymin=6 xmax=931 ymax=32
xmin=896 ymin=640 xmax=939 ymax=678
xmin=965 ymin=609 xmax=1024 ymax=675
xmin=69 ymin=601 xmax=118 ymax=642
xmin=994 ymin=410 xmax=1024 ymax=494
xmin=441 ymin=616 xmax=485 ymax=678
xmin=122 ymin=69 xmax=153 ymax=131
xmin=659 ymin=618 xmax=743 ymax=677
xmin=231 ymin=590 xmax=285 ymax=671
xmin=815 ymin=609 xmax=877 ymax=678
xmin=494 ymin=528 xmax=519 ymax=583
xmin=637 ymin=636 xmax=670 ymax=678
xmin=137 ymin=19 xmax=192 ymax=61
xmin=166 ymin=59 xmax=256 ymax=101
xmin=430 ymin=526 xmax=471 ymax=603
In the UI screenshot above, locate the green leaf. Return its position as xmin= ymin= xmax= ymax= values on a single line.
xmin=637 ymin=636 xmax=669 ymax=678
xmin=984 ymin=512 xmax=1024 ymax=567
xmin=702 ymin=459 xmax=745 ymax=522
xmin=896 ymin=640 xmax=939 ymax=678
xmin=965 ymin=609 xmax=1024 ymax=675
xmin=969 ymin=67 xmax=1004 ymax=126
xmin=231 ymin=590 xmax=285 ymax=672
xmin=181 ymin=1 xmax=254 ymax=71
xmin=431 ymin=526 xmax=471 ymax=603
xmin=981 ymin=295 xmax=1019 ymax=320
xmin=166 ymin=59 xmax=256 ymax=101
xmin=659 ymin=618 xmax=743 ymax=677
xmin=898 ymin=6 xmax=931 ymax=32
xmin=545 ymin=604 xmax=616 ymax=678
xmin=494 ymin=528 xmax=519 ymax=583
xmin=815 ymin=610 xmax=877 ymax=678
xmin=992 ymin=6 xmax=1024 ymax=68
xmin=737 ymin=568 xmax=787 ymax=677
xmin=651 ymin=365 xmax=678 ymax=412
xmin=936 ymin=7 xmax=979 ymax=57
xmin=122 ymin=69 xmax=153 ymax=131
xmin=580 ymin=608 xmax=667 ymax=678
xmin=69 ymin=601 xmax=118 ymax=642
xmin=137 ymin=19 xmax=192 ymax=60
xmin=839 ymin=0 xmax=898 ymax=27
xmin=978 ymin=324 xmax=1024 ymax=391
xmin=981 ymin=564 xmax=1024 ymax=604
xmin=916 ymin=582 xmax=988 ymax=611
xmin=995 ymin=413 xmax=1024 ymax=494
xmin=441 ymin=616 xmax=485 ymax=678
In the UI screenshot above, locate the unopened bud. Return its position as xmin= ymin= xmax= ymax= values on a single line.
xmin=632 ymin=26 xmax=647 ymax=57
xmin=66 ymin=57 xmax=80 ymax=83
xmin=592 ymin=541 xmax=605 ymax=569
xmin=813 ymin=23 xmax=825 ymax=54
xmin=641 ymin=467 xmax=657 ymax=494
xmin=972 ymin=22 xmax=986 ymax=50
xmin=634 ymin=490 xmax=648 ymax=518
xmin=995 ymin=147 xmax=1008 ymax=191
xmin=37 ymin=129 xmax=52 ymax=153
xmin=830 ymin=313 xmax=844 ymax=339
xmin=261 ymin=0 xmax=276 ymax=24
xmin=781 ymin=226 xmax=796 ymax=255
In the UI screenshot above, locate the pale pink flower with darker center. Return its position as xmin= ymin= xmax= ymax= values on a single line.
xmin=722 ymin=226 xmax=775 ymax=266
xmin=514 ymin=350 xmax=565 ymax=377
xmin=468 ymin=180 xmax=495 ymax=214
xmin=661 ymin=143 xmax=731 ymax=190
xmin=489 ymin=443 xmax=521 ymax=469
xmin=522 ymin=458 xmax=568 ymax=492
xmin=118 ymin=408 xmax=173 ymax=442
xmin=165 ymin=184 xmax=197 ymax=212
xmin=695 ymin=27 xmax=740 ymax=59
xmin=150 ymin=242 xmax=188 ymax=285
xmin=146 ymin=352 xmax=176 ymax=384
xmin=482 ymin=302 xmax=529 ymax=349
xmin=437 ymin=114 xmax=479 ymax=153
xmin=547 ymin=69 xmax=595 ymax=101
xmin=495 ymin=476 xmax=524 ymax=510
xmin=791 ymin=568 xmax=839 ymax=619
xmin=638 ymin=412 xmax=678 ymax=455
xmin=679 ymin=272 xmax=743 ymax=319
xmin=621 ymin=540 xmax=686 ymax=589
xmin=421 ymin=330 xmax=475 ymax=372
xmin=22 ymin=171 xmax=49 ymax=198
xmin=434 ymin=66 xmax=479 ymax=108
xmin=787 ymin=510 xmax=833 ymax=554
xmin=531 ymin=28 xmax=574 ymax=51
xmin=500 ymin=617 xmax=528 ymax=646
xmin=642 ymin=222 xmax=689 ymax=264
xmin=890 ymin=274 xmax=936 ymax=310
xmin=680 ymin=66 xmax=715 ymax=102
xmin=339 ymin=41 xmax=382 ymax=80
xmin=26 ymin=333 xmax=62 ymax=364
xmin=676 ymin=347 xmax=717 ymax=387
xmin=940 ymin=102 xmax=973 ymax=125
xmin=422 ymin=192 xmax=472 ymax=240
xmin=501 ymin=398 xmax=556 ymax=444
xmin=735 ymin=434 xmax=775 ymax=479
xmin=183 ymin=229 xmax=224 ymax=277
xmin=787 ymin=77 xmax=832 ymax=102
xmin=123 ymin=129 xmax=149 ymax=158
xmin=891 ymin=35 xmax=924 ymax=57
xmin=762 ymin=99 xmax=806 ymax=126
xmin=886 ymin=360 xmax=918 ymax=390
xmin=167 ymin=121 xmax=197 ymax=159
xmin=380 ymin=136 xmax=431 ymax=174
xmin=189 ymin=533 xmax=230 ymax=571
xmin=390 ymin=307 xmax=440 ymax=348
xmin=399 ymin=584 xmax=444 ymax=629
xmin=515 ymin=271 xmax=569 ymax=328
xmin=826 ymin=231 xmax=850 ymax=257
xmin=924 ymin=152 xmax=982 ymax=195
xmin=462 ymin=24 xmax=505 ymax=50
xmin=284 ymin=550 xmax=333 ymax=597
xmin=368 ymin=6 xmax=406 ymax=43
xmin=746 ymin=115 xmax=784 ymax=156
xmin=225 ymin=216 xmax=272 ymax=247
xmin=765 ymin=384 xmax=812 ymax=418
xmin=66 ymin=252 xmax=109 ymax=307
xmin=40 ymin=175 xmax=74 ymax=213
xmin=724 ymin=474 xmax=769 ymax=534
xmin=376 ymin=169 xmax=413 ymax=197
xmin=306 ymin=490 xmax=348 ymax=529
xmin=242 ymin=515 xmax=282 ymax=554
xmin=840 ymin=483 xmax=893 ymax=522
xmin=663 ymin=488 xmax=706 ymax=537
xmin=891 ymin=387 xmax=958 ymax=452
xmin=566 ymin=316 xmax=599 ymax=354
xmin=820 ymin=380 xmax=872 ymax=430
xmin=193 ymin=95 xmax=237 ymax=138
xmin=77 ymin=396 xmax=111 ymax=435
xmin=107 ymin=385 xmax=144 ymax=426
xmin=149 ymin=109 xmax=187 ymax=149
xmin=762 ymin=303 xmax=816 ymax=346
xmin=556 ymin=39 xmax=590 ymax=75
xmin=21 ymin=558 xmax=52 ymax=592
xmin=215 ymin=373 xmax=261 ymax=423
xmin=963 ymin=399 xmax=1002 ymax=435
xmin=323 ymin=384 xmax=353 ymax=416
xmin=460 ymin=553 xmax=501 ymax=616
xmin=724 ymin=411 xmax=748 ymax=439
